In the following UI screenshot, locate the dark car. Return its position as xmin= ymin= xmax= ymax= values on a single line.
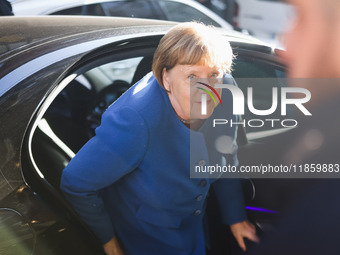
xmin=0 ymin=16 xmax=286 ymax=254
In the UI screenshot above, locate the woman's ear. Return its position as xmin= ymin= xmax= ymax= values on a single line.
xmin=162 ymin=68 xmax=171 ymax=92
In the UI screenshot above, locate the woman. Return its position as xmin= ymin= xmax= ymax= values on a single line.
xmin=60 ymin=22 xmax=258 ymax=255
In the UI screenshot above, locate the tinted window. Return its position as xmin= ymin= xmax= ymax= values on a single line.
xmin=158 ymin=1 xmax=221 ymax=27
xmin=101 ymin=0 xmax=159 ymax=19
xmin=232 ymin=55 xmax=291 ymax=139
xmin=51 ymin=4 xmax=105 ymax=16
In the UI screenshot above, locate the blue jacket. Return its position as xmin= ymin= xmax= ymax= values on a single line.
xmin=60 ymin=73 xmax=246 ymax=255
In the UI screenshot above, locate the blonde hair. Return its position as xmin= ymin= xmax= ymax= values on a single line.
xmin=152 ymin=22 xmax=234 ymax=88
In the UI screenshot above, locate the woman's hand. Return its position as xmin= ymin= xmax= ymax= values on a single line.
xmin=230 ymin=220 xmax=259 ymax=252
xmin=103 ymin=236 xmax=125 ymax=255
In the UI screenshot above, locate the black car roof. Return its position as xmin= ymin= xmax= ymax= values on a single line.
xmin=0 ymin=16 xmax=271 ymax=56
xmin=0 ymin=16 xmax=175 ymax=56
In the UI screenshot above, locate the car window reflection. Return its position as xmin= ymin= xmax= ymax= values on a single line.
xmin=30 ymin=56 xmax=147 ymax=188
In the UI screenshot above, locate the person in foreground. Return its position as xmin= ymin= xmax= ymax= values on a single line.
xmin=60 ymin=22 xmax=258 ymax=255
xmin=244 ymin=0 xmax=340 ymax=254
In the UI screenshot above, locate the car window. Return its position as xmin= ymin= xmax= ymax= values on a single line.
xmin=84 ymin=57 xmax=143 ymax=91
xmin=232 ymin=54 xmax=292 ymax=141
xmin=101 ymin=0 xmax=160 ymax=19
xmin=30 ymin=56 xmax=149 ymax=188
xmin=157 ymin=0 xmax=221 ymax=27
xmin=84 ymin=57 xmax=143 ymax=134
xmin=51 ymin=4 xmax=105 ymax=16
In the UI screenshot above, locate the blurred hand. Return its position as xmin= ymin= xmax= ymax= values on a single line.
xmin=230 ymin=220 xmax=259 ymax=252
xmin=103 ymin=236 xmax=125 ymax=255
